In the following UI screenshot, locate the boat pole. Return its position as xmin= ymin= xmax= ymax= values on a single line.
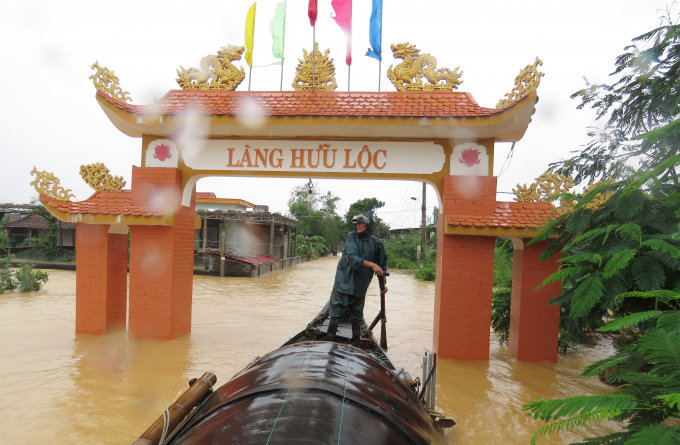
xmin=132 ymin=372 xmax=217 ymax=445
xmin=378 ymin=272 xmax=388 ymax=350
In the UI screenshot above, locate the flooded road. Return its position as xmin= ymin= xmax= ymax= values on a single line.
xmin=0 ymin=257 xmax=619 ymax=444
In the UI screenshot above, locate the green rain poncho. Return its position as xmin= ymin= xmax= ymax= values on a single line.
xmin=333 ymin=211 xmax=388 ymax=298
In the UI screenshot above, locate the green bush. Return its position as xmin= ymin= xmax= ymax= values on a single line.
xmin=15 ymin=264 xmax=49 ymax=292
xmin=0 ymin=257 xmax=17 ymax=293
xmin=413 ymin=261 xmax=436 ymax=281
xmin=491 ymin=287 xmax=512 ymax=344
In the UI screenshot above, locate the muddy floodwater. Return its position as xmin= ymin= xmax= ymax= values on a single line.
xmin=0 ymin=257 xmax=620 ymax=444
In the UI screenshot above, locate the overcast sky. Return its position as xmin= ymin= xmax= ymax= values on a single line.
xmin=0 ymin=0 xmax=671 ymax=228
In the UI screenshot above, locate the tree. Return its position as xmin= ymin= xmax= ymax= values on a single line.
xmin=343 ymin=197 xmax=390 ymax=238
xmin=28 ymin=196 xmax=59 ymax=257
xmin=523 ymin=15 xmax=680 ymax=443
xmin=287 ymin=181 xmax=343 ymax=253
xmin=550 ymin=11 xmax=680 ymax=186
xmin=525 ymin=156 xmax=680 ymax=444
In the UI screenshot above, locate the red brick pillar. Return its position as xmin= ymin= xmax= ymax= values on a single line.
xmin=433 ymin=175 xmax=497 ymax=360
xmin=128 ymin=167 xmax=195 ymax=340
xmin=75 ymin=224 xmax=128 ymax=334
xmin=508 ymin=239 xmax=562 ymax=362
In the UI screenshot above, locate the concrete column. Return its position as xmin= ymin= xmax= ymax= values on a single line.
xmin=128 ymin=167 xmax=194 ymax=340
xmin=508 ymin=238 xmax=562 ymax=362
xmin=219 ymin=221 xmax=226 ymax=277
xmin=284 ymin=226 xmax=290 ymax=259
xmin=433 ymin=224 xmax=496 ymax=360
xmin=433 ymin=175 xmax=498 ymax=360
xmin=202 ymin=217 xmax=207 ymax=251
xmin=75 ymin=223 xmax=127 ymax=334
xmin=269 ymin=220 xmax=275 ymax=257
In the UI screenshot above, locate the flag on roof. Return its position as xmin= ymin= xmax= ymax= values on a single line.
xmin=270 ymin=1 xmax=286 ymax=59
xmin=331 ymin=0 xmax=352 ymax=66
xmin=366 ymin=0 xmax=382 ymax=61
xmin=308 ymin=0 xmax=317 ymax=26
xmin=245 ymin=2 xmax=257 ymax=67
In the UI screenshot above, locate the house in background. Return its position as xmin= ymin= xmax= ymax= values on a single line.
xmin=194 ymin=192 xmax=300 ymax=277
xmin=1 ymin=204 xmax=76 ymax=257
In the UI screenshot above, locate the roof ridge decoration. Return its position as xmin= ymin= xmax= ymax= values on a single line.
xmin=496 ymin=57 xmax=544 ymax=108
xmin=513 ymin=172 xmax=573 ymax=203
xmin=90 ymin=62 xmax=132 ymax=102
xmin=79 ymin=162 xmax=126 ymax=191
xmin=30 ymin=167 xmax=75 ymax=202
xmin=292 ymin=43 xmax=338 ymax=91
xmin=513 ymin=172 xmax=613 ymax=210
xmin=386 ymin=43 xmax=463 ymax=92
xmin=176 ymin=44 xmax=246 ymax=91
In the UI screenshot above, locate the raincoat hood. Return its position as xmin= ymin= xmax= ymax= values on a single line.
xmin=352 ymin=211 xmax=375 ymax=234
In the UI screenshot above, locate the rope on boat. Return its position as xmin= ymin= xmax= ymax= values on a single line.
xmin=367 ymin=350 xmax=390 ymax=364
xmin=337 ymin=345 xmax=352 ymax=445
xmin=265 ymin=342 xmax=314 ymax=445
xmin=159 ymin=407 xmax=170 ymax=445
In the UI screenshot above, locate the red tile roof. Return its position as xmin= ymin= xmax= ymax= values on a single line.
xmin=445 ymin=201 xmax=560 ymax=229
xmin=195 ymin=192 xmax=217 ymax=198
xmin=42 ymin=191 xmax=172 ymax=217
xmin=227 ymin=253 xmax=278 ymax=264
xmin=98 ymin=89 xmax=515 ymax=118
xmin=3 ymin=214 xmax=76 ymax=230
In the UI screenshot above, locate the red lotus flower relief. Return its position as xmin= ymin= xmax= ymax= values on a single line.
xmin=459 ymin=148 xmax=481 ymax=167
xmin=153 ymin=144 xmax=171 ymax=162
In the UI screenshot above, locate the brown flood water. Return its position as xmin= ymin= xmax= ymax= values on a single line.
xmin=0 ymin=257 xmax=620 ymax=444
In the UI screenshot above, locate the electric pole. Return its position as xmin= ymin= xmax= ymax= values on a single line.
xmin=421 ymin=182 xmax=426 ymax=260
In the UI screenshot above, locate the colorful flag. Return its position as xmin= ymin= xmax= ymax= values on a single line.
xmin=270 ymin=1 xmax=286 ymax=59
xmin=245 ymin=2 xmax=257 ymax=67
xmin=331 ymin=0 xmax=352 ymax=65
xmin=308 ymin=0 xmax=317 ymax=26
xmin=366 ymin=0 xmax=382 ymax=61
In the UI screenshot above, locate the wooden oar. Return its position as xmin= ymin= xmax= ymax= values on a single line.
xmin=378 ymin=272 xmax=389 ymax=350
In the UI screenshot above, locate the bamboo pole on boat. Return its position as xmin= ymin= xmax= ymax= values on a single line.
xmin=132 ymin=372 xmax=217 ymax=445
xmin=378 ymin=273 xmax=388 ymax=350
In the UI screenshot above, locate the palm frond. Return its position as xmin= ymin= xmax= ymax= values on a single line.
xmin=638 ymin=329 xmax=680 ymax=378
xmin=596 ymin=310 xmax=663 ymax=332
xmin=537 ymin=267 xmax=588 ymax=289
xmin=625 ymin=425 xmax=680 ymax=445
xmin=656 ymin=393 xmax=680 ymax=409
xmin=641 ymin=239 xmax=680 ymax=258
xmin=529 ymin=409 xmax=621 ymax=445
xmin=603 ymin=249 xmax=638 ymax=279
xmin=616 ymin=223 xmax=642 ymax=241
xmin=571 ymin=275 xmax=606 ymax=317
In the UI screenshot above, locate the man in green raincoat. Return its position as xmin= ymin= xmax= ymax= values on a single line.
xmin=325 ymin=211 xmax=388 ymax=347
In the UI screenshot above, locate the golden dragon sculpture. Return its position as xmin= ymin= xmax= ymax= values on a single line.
xmin=386 ymin=43 xmax=463 ymax=91
xmin=176 ymin=44 xmax=246 ymax=91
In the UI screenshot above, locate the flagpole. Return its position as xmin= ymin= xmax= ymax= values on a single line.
xmin=312 ymin=25 xmax=316 ymax=91
xmin=280 ymin=58 xmax=284 ymax=91
xmin=348 ymin=65 xmax=351 ymax=91
xmin=378 ymin=0 xmax=383 ymax=91
xmin=249 ymin=66 xmax=252 ymax=91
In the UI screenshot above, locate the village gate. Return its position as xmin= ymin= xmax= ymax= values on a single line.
xmin=33 ymin=57 xmax=561 ymax=362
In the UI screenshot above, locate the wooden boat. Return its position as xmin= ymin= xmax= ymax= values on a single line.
xmin=133 ymin=289 xmax=455 ymax=445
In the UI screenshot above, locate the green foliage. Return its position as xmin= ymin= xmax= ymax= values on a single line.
xmin=295 ymin=235 xmax=330 ymax=259
xmin=0 ymin=257 xmax=17 ymax=293
xmin=27 ymin=198 xmax=60 ymax=258
xmin=0 ymin=259 xmax=48 ymax=292
xmin=491 ymin=287 xmax=511 ymax=344
xmin=383 ymin=229 xmax=437 ymax=281
xmin=524 ymin=159 xmax=680 ymax=442
xmin=287 ymin=182 xmax=343 ymax=253
xmin=493 ymin=239 xmax=513 ymax=288
xmin=14 ymin=264 xmax=49 ymax=292
xmin=0 ymin=218 xmax=10 ymax=249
